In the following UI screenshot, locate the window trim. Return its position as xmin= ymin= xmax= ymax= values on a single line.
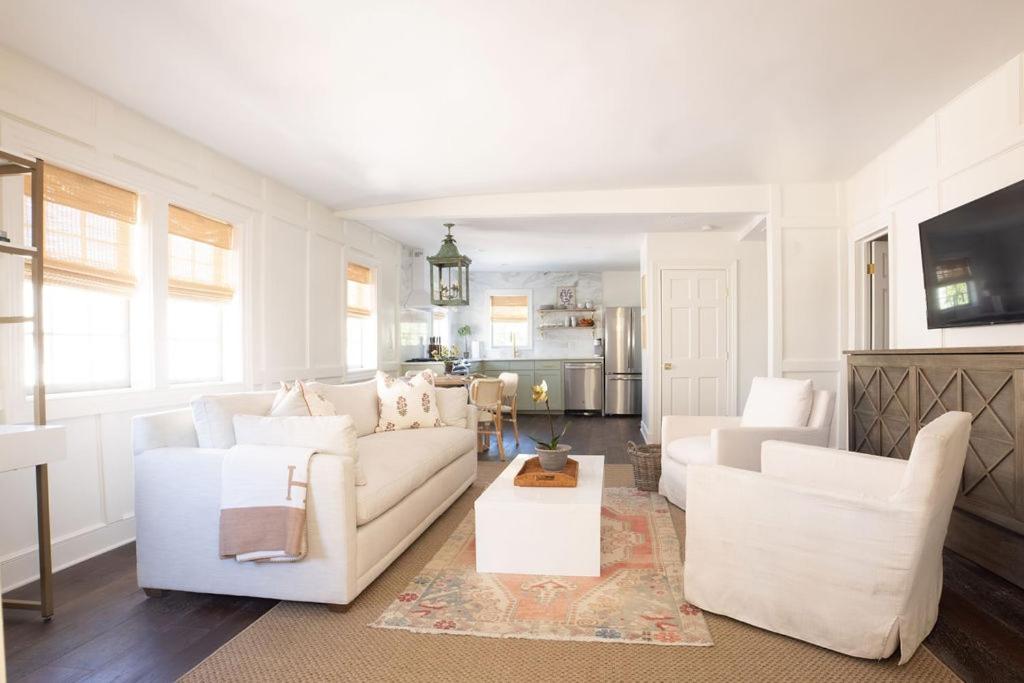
xmin=345 ymin=256 xmax=379 ymax=373
xmin=487 ymin=288 xmax=533 ymax=349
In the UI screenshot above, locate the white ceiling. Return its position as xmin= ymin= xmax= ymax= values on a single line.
xmin=1 ymin=1 xmax=1023 ymax=212
xmin=373 ymin=213 xmax=762 ymax=271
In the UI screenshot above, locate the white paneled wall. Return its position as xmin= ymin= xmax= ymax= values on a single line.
xmin=0 ymin=47 xmax=401 ymax=589
xmin=846 ymin=53 xmax=1024 ymax=356
xmin=768 ymin=183 xmax=846 ymax=447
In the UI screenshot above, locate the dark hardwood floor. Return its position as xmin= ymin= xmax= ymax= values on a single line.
xmin=4 ymin=415 xmax=1024 ymax=682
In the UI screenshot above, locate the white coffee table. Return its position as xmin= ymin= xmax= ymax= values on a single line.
xmin=475 ymin=453 xmax=604 ymax=577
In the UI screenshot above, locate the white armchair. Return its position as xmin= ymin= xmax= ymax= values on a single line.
xmin=659 ymin=377 xmax=834 ymax=509
xmin=683 ymin=411 xmax=972 ymax=663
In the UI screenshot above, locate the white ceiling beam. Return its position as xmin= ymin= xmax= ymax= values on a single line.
xmin=736 ymin=215 xmax=768 ymax=242
xmin=336 ymin=185 xmax=770 ymax=221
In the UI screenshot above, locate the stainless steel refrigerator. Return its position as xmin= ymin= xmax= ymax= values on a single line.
xmin=603 ymin=306 xmax=642 ymax=415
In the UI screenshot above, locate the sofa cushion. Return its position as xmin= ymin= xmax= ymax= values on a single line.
xmin=270 ymin=381 xmax=337 ymax=417
xmin=307 ymin=380 xmax=378 ymax=437
xmin=355 ymin=427 xmax=475 ymax=525
xmin=190 ymin=391 xmax=276 ymax=449
xmin=741 ymin=377 xmax=814 ymax=428
xmin=436 ymin=386 xmax=469 ymax=427
xmin=375 ymin=371 xmax=443 ymax=432
xmin=233 ymin=414 xmax=365 ymax=485
xmin=664 ymin=436 xmax=714 ymax=467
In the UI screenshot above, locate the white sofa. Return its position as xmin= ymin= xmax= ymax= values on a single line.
xmin=659 ymin=377 xmax=834 ymax=509
xmin=683 ymin=411 xmax=972 ymax=663
xmin=131 ymin=380 xmax=477 ymax=610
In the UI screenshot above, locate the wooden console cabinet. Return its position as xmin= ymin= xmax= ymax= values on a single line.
xmin=846 ymin=346 xmax=1024 ymax=590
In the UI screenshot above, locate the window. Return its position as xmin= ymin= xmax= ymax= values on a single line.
xmin=432 ymin=309 xmax=450 ymax=345
xmin=23 ymin=167 xmax=137 ymax=393
xmin=165 ymin=205 xmax=236 ymax=384
xmin=489 ymin=292 xmax=531 ymax=348
xmin=347 ymin=262 xmax=377 ymax=370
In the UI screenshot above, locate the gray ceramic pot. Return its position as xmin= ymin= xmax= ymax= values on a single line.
xmin=536 ymin=444 xmax=572 ymax=471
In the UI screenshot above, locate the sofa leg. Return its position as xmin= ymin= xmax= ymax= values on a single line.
xmin=327 ymin=602 xmax=351 ymax=613
xmin=143 ymin=588 xmax=167 ymax=598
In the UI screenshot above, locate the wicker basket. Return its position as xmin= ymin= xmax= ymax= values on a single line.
xmin=627 ymin=441 xmax=661 ymax=492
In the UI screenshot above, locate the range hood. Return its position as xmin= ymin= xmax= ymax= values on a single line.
xmin=404 ymin=249 xmax=434 ymax=309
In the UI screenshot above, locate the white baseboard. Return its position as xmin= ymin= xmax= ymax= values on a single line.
xmin=0 ymin=517 xmax=136 ymax=591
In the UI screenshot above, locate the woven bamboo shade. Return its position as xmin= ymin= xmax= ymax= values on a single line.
xmin=169 ymin=205 xmax=233 ymax=250
xmin=24 ymin=166 xmax=137 ymax=223
xmin=23 ymin=169 xmax=137 ymax=293
xmin=168 ymin=207 xmax=235 ymax=302
xmin=490 ymin=295 xmax=528 ymax=322
xmin=347 ymin=263 xmax=375 ymax=318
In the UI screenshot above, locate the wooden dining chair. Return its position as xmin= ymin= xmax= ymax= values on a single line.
xmin=497 ymin=372 xmax=520 ymax=446
xmin=470 ymin=377 xmax=505 ymax=461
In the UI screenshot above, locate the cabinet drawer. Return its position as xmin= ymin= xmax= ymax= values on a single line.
xmin=481 ymin=361 xmax=510 ymax=372
xmin=534 ymin=360 xmax=562 ymax=370
xmin=507 ymin=360 xmax=535 ymax=371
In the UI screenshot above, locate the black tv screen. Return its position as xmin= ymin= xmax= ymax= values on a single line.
xmin=919 ymin=178 xmax=1024 ymax=329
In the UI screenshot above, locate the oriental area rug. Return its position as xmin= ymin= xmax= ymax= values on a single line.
xmin=371 ymin=487 xmax=712 ymax=646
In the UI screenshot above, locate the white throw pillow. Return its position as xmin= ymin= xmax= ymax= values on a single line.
xmin=269 ymin=380 xmax=336 ymax=417
xmin=741 ymin=377 xmax=814 ymax=428
xmin=233 ymin=414 xmax=365 ymax=485
xmin=375 ymin=371 xmax=443 ymax=432
xmin=190 ymin=391 xmax=277 ymax=449
xmin=306 ymin=380 xmax=379 ymax=437
xmin=436 ymin=386 xmax=469 ymax=428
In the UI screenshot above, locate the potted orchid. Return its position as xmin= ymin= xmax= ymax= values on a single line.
xmin=529 ymin=380 xmax=572 ymax=471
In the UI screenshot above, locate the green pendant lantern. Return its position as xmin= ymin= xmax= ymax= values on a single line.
xmin=427 ymin=223 xmax=472 ymax=307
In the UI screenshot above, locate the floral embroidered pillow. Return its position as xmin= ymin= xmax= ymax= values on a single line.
xmin=375 ymin=370 xmax=443 ymax=432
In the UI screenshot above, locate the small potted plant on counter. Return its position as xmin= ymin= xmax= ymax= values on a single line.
xmin=431 ymin=344 xmax=462 ymax=375
xmin=530 ymin=380 xmax=572 ymax=471
xmin=457 ymin=324 xmax=472 ymax=358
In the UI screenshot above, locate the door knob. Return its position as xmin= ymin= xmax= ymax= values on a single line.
xmin=663 ymin=362 xmax=672 ymax=370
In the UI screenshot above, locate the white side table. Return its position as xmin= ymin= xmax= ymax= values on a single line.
xmin=0 ymin=424 xmax=66 ymax=620
xmin=475 ymin=453 xmax=604 ymax=576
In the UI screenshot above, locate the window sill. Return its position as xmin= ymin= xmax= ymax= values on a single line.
xmin=345 ymin=368 xmax=378 ymax=383
xmin=27 ymin=381 xmax=247 ymax=421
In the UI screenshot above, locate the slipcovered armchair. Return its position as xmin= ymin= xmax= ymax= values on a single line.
xmin=684 ymin=411 xmax=972 ymax=663
xmin=659 ymin=377 xmax=834 ymax=508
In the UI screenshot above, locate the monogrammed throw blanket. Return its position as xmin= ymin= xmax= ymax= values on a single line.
xmin=219 ymin=444 xmax=315 ymax=563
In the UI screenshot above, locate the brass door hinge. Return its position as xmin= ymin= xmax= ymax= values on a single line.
xmin=866 ymin=262 xmax=876 ymax=275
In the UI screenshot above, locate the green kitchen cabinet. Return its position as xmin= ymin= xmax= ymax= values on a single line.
xmin=534 ymin=370 xmax=563 ymax=411
xmin=514 ymin=370 xmax=536 ymax=412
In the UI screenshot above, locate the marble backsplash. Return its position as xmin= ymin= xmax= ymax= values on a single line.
xmin=448 ymin=271 xmax=604 ymax=359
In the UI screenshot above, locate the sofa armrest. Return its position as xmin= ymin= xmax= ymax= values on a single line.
xmin=135 ymin=446 xmax=359 ymax=601
xmin=466 ymin=404 xmax=478 ymax=434
xmin=760 ymin=441 xmax=908 ymax=499
xmin=132 ymin=408 xmax=198 ymax=457
xmin=661 ymin=415 xmax=741 ymax=445
xmin=711 ymin=426 xmax=825 ymax=471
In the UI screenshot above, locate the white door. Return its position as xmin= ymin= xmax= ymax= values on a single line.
xmin=869 ymin=239 xmax=889 ymax=350
xmin=660 ymin=268 xmax=729 ymax=417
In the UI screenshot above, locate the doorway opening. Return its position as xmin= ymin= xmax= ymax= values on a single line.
xmin=864 ymin=234 xmax=889 ymax=350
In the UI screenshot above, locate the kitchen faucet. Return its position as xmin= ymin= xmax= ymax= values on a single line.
xmin=511 ymin=332 xmax=519 ymax=358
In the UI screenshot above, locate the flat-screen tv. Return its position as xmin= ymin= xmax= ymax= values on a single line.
xmin=919 ymin=178 xmax=1024 ymax=329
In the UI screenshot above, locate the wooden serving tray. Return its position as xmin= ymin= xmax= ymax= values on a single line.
xmin=514 ymin=456 xmax=578 ymax=487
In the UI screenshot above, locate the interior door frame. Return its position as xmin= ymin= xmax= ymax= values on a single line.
xmin=853 ymin=226 xmax=890 ymax=352
xmin=652 ymin=261 xmax=739 ymax=439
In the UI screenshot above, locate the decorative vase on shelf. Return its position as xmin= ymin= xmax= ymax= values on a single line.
xmin=536 ymin=444 xmax=572 ymax=471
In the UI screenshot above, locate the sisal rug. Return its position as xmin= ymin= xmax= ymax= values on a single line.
xmin=372 ymin=487 xmax=712 ymax=646
xmin=180 ymin=463 xmax=960 ymax=682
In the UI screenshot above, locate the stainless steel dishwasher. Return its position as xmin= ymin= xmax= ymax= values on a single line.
xmin=563 ymin=361 xmax=604 ymax=414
